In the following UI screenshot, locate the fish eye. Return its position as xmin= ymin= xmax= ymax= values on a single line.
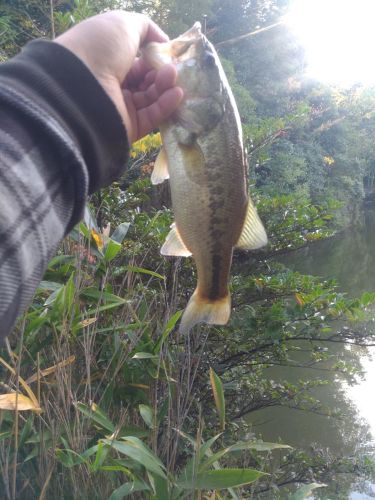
xmin=203 ymin=51 xmax=216 ymax=67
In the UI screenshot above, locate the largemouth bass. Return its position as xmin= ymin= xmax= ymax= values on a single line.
xmin=143 ymin=23 xmax=267 ymax=333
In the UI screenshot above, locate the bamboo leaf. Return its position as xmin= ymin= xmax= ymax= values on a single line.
xmin=78 ymin=318 xmax=98 ymax=328
xmin=102 ymin=437 xmax=166 ymax=479
xmin=109 ymin=480 xmax=150 ymax=500
xmin=38 ymin=281 xmax=63 ymax=291
xmin=228 ymin=441 xmax=292 ymax=452
xmin=114 ymin=265 xmax=165 ymax=280
xmin=84 ymin=205 xmax=99 ymax=232
xmin=111 ymin=222 xmax=131 ymax=244
xmin=132 ymin=352 xmax=158 ymax=360
xmin=201 ymin=441 xmax=291 ymax=471
xmin=104 ymin=239 xmax=122 ymax=262
xmin=139 ymin=404 xmax=154 ymax=429
xmin=74 ymin=402 xmax=115 ymax=433
xmin=177 ymin=468 xmax=265 ymax=490
xmin=0 ymin=356 xmax=41 ymax=410
xmin=0 ymin=393 xmax=41 ymax=412
xmin=210 ymin=367 xmax=226 ymax=431
xmin=0 ymin=431 xmax=12 ymax=442
xmin=26 ymin=355 xmax=75 ymax=384
xmin=154 ymin=310 xmax=183 ymax=353
xmin=289 ymin=482 xmax=327 ymax=500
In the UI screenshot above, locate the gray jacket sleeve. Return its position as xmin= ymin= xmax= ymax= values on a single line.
xmin=0 ymin=40 xmax=129 ymax=339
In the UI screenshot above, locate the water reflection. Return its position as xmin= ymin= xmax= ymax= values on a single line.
xmin=251 ymin=206 xmax=375 ymax=495
xmin=281 ymin=206 xmax=375 ymax=298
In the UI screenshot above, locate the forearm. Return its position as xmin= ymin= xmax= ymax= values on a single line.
xmin=0 ymin=40 xmax=129 ymax=339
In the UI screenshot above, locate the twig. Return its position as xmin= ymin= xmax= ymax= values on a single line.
xmin=216 ymin=20 xmax=285 ymax=48
xmin=50 ymin=0 xmax=55 ymax=39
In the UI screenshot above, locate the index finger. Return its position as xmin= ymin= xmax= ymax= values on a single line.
xmin=124 ymin=58 xmax=151 ymax=87
xmin=140 ymin=17 xmax=169 ymax=46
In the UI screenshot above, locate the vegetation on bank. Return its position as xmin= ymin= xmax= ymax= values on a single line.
xmin=2 ymin=0 xmax=375 ymax=498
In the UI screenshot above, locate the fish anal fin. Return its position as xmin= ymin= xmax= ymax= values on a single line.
xmin=179 ymin=290 xmax=231 ymax=334
xmin=236 ymin=199 xmax=268 ymax=250
xmin=161 ymin=223 xmax=192 ymax=257
xmin=151 ymin=147 xmax=170 ymax=185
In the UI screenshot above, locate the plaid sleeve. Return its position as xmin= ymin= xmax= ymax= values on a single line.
xmin=0 ymin=40 xmax=129 ymax=339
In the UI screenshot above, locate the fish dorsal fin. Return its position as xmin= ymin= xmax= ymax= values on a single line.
xmin=236 ymin=199 xmax=268 ymax=250
xmin=151 ymin=147 xmax=170 ymax=185
xmin=161 ymin=223 xmax=192 ymax=257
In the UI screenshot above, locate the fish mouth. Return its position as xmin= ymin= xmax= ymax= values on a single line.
xmin=142 ymin=21 xmax=215 ymax=71
xmin=179 ymin=22 xmax=202 ymax=40
xmin=170 ymin=22 xmax=204 ymax=60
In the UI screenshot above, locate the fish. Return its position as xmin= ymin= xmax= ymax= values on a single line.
xmin=142 ymin=22 xmax=267 ymax=333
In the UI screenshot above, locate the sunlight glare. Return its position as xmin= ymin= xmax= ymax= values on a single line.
xmin=287 ymin=0 xmax=375 ymax=87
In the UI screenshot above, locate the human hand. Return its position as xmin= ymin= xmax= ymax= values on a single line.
xmin=55 ymin=11 xmax=183 ymax=143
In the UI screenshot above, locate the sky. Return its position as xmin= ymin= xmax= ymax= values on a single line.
xmin=287 ymin=0 xmax=375 ymax=87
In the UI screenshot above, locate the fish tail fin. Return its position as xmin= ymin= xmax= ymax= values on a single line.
xmin=179 ymin=290 xmax=231 ymax=334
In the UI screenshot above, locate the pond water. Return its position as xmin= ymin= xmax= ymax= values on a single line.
xmin=250 ymin=205 xmax=375 ymax=498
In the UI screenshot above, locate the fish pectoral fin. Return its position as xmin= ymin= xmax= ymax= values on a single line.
xmin=179 ymin=143 xmax=206 ymax=184
xmin=179 ymin=290 xmax=231 ymax=334
xmin=235 ymin=199 xmax=268 ymax=250
xmin=161 ymin=223 xmax=192 ymax=257
xmin=151 ymin=147 xmax=170 ymax=185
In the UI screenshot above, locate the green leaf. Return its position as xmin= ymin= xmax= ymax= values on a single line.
xmin=47 ymin=254 xmax=75 ymax=269
xmin=81 ymin=444 xmax=101 ymax=459
xmin=38 ymin=281 xmax=63 ymax=291
xmin=26 ymin=430 xmax=52 ymax=444
xmin=111 ymin=222 xmax=131 ymax=243
xmin=55 ymin=448 xmax=86 ymax=468
xmin=25 ymin=447 xmax=39 ymax=462
xmin=201 ymin=441 xmax=291 ymax=471
xmin=79 ymin=221 xmax=91 ymax=239
xmin=19 ymin=415 xmax=34 ymax=448
xmin=0 ymin=431 xmax=12 ymax=442
xmin=289 ymin=482 xmax=327 ymax=500
xmin=109 ymin=480 xmax=150 ymax=500
xmin=210 ymin=367 xmax=226 ymax=431
xmin=117 ymin=426 xmax=149 ymax=439
xmin=104 ymin=239 xmax=122 ymax=262
xmin=177 ymin=468 xmax=265 ymax=490
xmin=139 ymin=404 xmax=154 ymax=429
xmin=102 ymin=437 xmax=166 ymax=479
xmin=154 ymin=310 xmax=183 ymax=353
xmin=233 ymin=441 xmax=292 ymax=452
xmin=74 ymin=402 xmax=115 ymax=433
xmin=44 ymin=287 xmax=63 ymax=306
xmin=80 ymin=287 xmax=126 ymax=304
xmin=80 ymin=288 xmax=127 ymax=314
xmin=99 ymin=465 xmax=131 ymax=473
xmin=87 ymin=301 xmax=127 ymax=315
xmin=182 ymin=434 xmax=223 ymax=483
xmin=83 ymin=205 xmax=99 ymax=232
xmin=114 ymin=265 xmax=165 ymax=280
xmin=62 ymin=273 xmax=75 ymax=312
xmin=92 ymin=441 xmax=110 ymax=471
xmin=199 ymin=434 xmax=223 ymax=458
xmin=153 ymin=476 xmax=170 ymax=500
xmin=132 ymin=352 xmax=158 ymax=360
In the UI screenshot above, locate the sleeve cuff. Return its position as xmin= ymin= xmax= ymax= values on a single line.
xmin=0 ymin=39 xmax=129 ymax=193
